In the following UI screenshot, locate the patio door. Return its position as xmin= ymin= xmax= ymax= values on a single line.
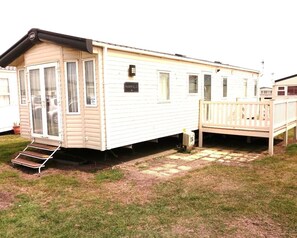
xmin=28 ymin=63 xmax=61 ymax=140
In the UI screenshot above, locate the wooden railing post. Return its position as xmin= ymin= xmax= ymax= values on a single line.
xmin=284 ymin=101 xmax=289 ymax=146
xmin=294 ymin=100 xmax=297 ymax=143
xmin=268 ymin=100 xmax=275 ymax=155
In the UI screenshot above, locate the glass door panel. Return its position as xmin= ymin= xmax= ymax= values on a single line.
xmin=30 ymin=69 xmax=43 ymax=134
xmin=29 ymin=63 xmax=60 ymax=140
xmin=44 ymin=67 xmax=59 ymax=136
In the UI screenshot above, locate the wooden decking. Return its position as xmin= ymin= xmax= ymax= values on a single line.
xmin=198 ymin=99 xmax=297 ymax=155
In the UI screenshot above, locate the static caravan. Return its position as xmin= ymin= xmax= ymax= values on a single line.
xmin=0 ymin=29 xmax=259 ymax=172
xmin=273 ymin=74 xmax=297 ymax=98
xmin=0 ymin=66 xmax=19 ymax=132
xmin=259 ymin=86 xmax=272 ymax=100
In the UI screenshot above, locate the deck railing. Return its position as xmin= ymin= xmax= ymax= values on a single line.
xmin=273 ymin=99 xmax=297 ymax=130
xmin=200 ymin=101 xmax=271 ymax=130
xmin=199 ymin=98 xmax=297 ymax=155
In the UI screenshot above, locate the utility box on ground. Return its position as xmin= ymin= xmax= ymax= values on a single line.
xmin=182 ymin=131 xmax=195 ymax=150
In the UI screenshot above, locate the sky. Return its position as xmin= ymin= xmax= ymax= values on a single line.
xmin=1 ymin=0 xmax=296 ymax=86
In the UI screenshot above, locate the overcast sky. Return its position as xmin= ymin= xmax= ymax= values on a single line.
xmin=1 ymin=0 xmax=296 ymax=85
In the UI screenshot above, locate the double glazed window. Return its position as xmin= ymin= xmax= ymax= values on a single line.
xmin=277 ymin=86 xmax=285 ymax=96
xmin=222 ymin=78 xmax=227 ymax=97
xmin=19 ymin=70 xmax=26 ymax=104
xmin=0 ymin=78 xmax=10 ymax=107
xmin=189 ymin=75 xmax=198 ymax=94
xmin=254 ymin=80 xmax=258 ymax=96
xmin=65 ymin=62 xmax=79 ymax=113
xmin=84 ymin=60 xmax=96 ymax=106
xmin=288 ymin=86 xmax=297 ymax=95
xmin=159 ymin=72 xmax=170 ymax=101
xmin=243 ymin=79 xmax=248 ymax=97
xmin=66 ymin=60 xmax=97 ymax=113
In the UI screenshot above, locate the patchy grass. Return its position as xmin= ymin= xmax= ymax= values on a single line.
xmin=286 ymin=144 xmax=297 ymax=156
xmin=0 ymin=134 xmax=296 ymax=237
xmin=0 ymin=135 xmax=28 ymax=164
xmin=95 ymin=169 xmax=124 ymax=183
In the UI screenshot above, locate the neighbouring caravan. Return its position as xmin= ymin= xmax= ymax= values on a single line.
xmin=0 ymin=29 xmax=259 ymax=171
xmin=0 ymin=66 xmax=19 ymax=132
xmin=273 ymin=74 xmax=297 ymax=98
xmin=259 ymin=86 xmax=273 ymax=101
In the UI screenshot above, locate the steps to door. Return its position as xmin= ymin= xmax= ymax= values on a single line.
xmin=11 ymin=141 xmax=61 ymax=173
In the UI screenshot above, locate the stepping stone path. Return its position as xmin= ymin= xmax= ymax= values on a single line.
xmin=139 ymin=148 xmax=263 ymax=178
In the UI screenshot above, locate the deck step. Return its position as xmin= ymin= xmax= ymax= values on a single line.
xmin=28 ymin=143 xmax=58 ymax=151
xmin=12 ymin=158 xmax=44 ymax=169
xmin=19 ymin=151 xmax=52 ymax=160
xmin=11 ymin=140 xmax=61 ymax=173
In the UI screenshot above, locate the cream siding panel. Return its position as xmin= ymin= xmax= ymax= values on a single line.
xmin=275 ymin=76 xmax=297 ymax=86
xmin=104 ymin=50 xmax=258 ymax=149
xmin=19 ymin=106 xmax=31 ymax=139
xmin=216 ymin=71 xmax=258 ymax=101
xmin=25 ymin=43 xmax=61 ymax=66
xmin=60 ymin=47 xmax=102 ymax=150
xmin=105 ymin=52 xmax=200 ymax=149
xmin=14 ymin=43 xmax=103 ymax=149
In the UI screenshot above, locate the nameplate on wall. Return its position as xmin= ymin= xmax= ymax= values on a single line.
xmin=124 ymin=82 xmax=139 ymax=92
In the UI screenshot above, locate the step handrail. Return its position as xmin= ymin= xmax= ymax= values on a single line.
xmin=37 ymin=142 xmax=61 ymax=173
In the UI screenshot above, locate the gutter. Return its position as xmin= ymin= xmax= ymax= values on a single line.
xmin=92 ymin=41 xmax=259 ymax=74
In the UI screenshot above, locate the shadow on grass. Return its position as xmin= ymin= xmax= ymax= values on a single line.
xmin=1 ymin=132 xmax=286 ymax=175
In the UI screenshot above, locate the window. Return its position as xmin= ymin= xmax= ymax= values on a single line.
xmin=0 ymin=78 xmax=10 ymax=107
xmin=84 ymin=60 xmax=96 ymax=106
xmin=19 ymin=70 xmax=26 ymax=104
xmin=243 ymin=79 xmax=248 ymax=97
xmin=158 ymin=72 xmax=170 ymax=101
xmin=277 ymin=86 xmax=285 ymax=96
xmin=254 ymin=80 xmax=258 ymax=96
xmin=204 ymin=74 xmax=211 ymax=101
xmin=287 ymin=86 xmax=297 ymax=95
xmin=222 ymin=78 xmax=227 ymax=97
xmin=65 ymin=62 xmax=79 ymax=113
xmin=189 ymin=75 xmax=198 ymax=93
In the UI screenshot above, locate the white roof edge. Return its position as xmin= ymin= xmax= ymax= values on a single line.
xmin=0 ymin=66 xmax=16 ymax=71
xmin=92 ymin=41 xmax=259 ymax=74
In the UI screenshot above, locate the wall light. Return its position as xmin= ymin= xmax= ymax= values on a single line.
xmin=128 ymin=65 xmax=136 ymax=77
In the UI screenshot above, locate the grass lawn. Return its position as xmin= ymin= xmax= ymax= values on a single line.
xmin=0 ymin=135 xmax=296 ymax=237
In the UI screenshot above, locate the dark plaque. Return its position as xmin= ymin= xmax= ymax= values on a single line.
xmin=124 ymin=82 xmax=139 ymax=92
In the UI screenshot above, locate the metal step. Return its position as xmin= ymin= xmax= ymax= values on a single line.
xmin=11 ymin=140 xmax=61 ymax=173
xmin=28 ymin=143 xmax=59 ymax=151
xmin=19 ymin=151 xmax=52 ymax=160
xmin=12 ymin=158 xmax=44 ymax=169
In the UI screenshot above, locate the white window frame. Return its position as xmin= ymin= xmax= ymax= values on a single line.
xmin=277 ymin=86 xmax=286 ymax=96
xmin=83 ymin=59 xmax=97 ymax=107
xmin=254 ymin=79 xmax=258 ymax=97
xmin=188 ymin=74 xmax=198 ymax=94
xmin=158 ymin=71 xmax=170 ymax=102
xmin=65 ymin=61 xmax=80 ymax=114
xmin=222 ymin=77 xmax=228 ymax=98
xmin=243 ymin=79 xmax=248 ymax=97
xmin=0 ymin=77 xmax=10 ymax=107
xmin=18 ymin=69 xmax=27 ymax=105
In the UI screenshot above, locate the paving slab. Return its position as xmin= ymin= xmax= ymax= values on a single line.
xmin=119 ymin=145 xmax=265 ymax=178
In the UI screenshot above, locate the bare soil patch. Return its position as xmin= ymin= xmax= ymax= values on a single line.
xmin=0 ymin=191 xmax=14 ymax=210
xmin=229 ymin=217 xmax=283 ymax=238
